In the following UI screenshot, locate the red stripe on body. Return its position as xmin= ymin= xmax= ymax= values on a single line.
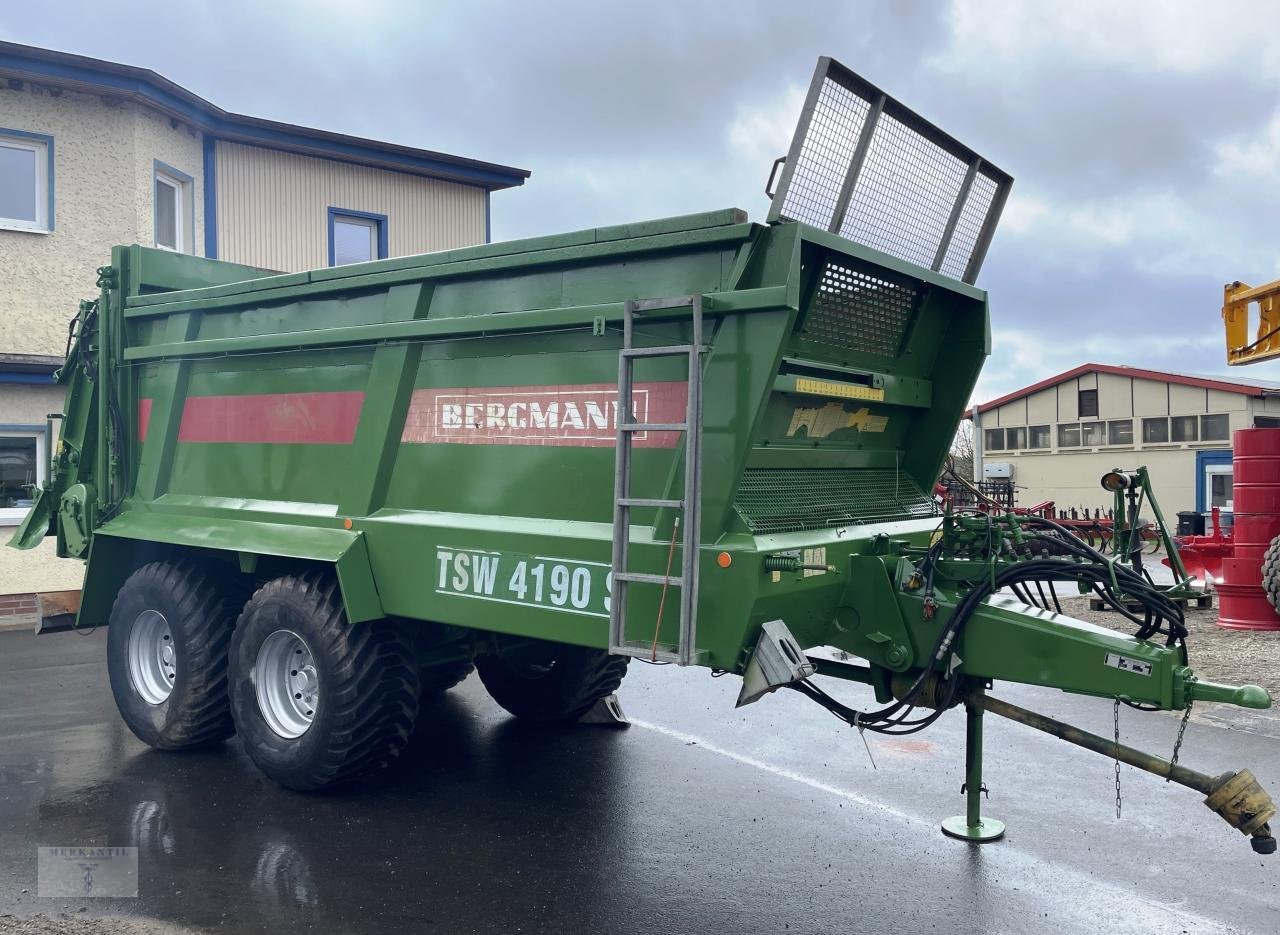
xmin=138 ymin=398 xmax=153 ymax=442
xmin=173 ymin=391 xmax=366 ymax=444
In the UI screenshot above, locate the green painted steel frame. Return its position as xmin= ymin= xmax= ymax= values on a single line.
xmin=17 ymin=206 xmax=1267 ymax=724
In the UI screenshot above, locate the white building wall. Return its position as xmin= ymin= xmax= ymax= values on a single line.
xmin=214 ymin=141 xmax=487 ymax=272
xmin=0 ymin=85 xmax=206 ymax=596
xmin=977 ymin=371 xmax=1249 ymax=515
xmin=1 ymin=84 xmax=138 ymax=356
xmin=133 ymin=103 xmax=204 ymax=257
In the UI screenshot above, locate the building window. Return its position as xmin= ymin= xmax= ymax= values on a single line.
xmin=1201 ymin=414 xmax=1229 ymax=441
xmin=1029 ymin=424 xmax=1050 ymax=449
xmin=1078 ymin=389 xmax=1098 ymax=418
xmin=1058 ymin=424 xmax=1081 ymax=447
xmin=328 ymin=208 xmax=388 ymax=266
xmin=1143 ymin=417 xmax=1169 ymax=443
xmin=1006 ymin=427 xmax=1027 ymax=450
xmin=1171 ymin=415 xmax=1198 ymax=442
xmin=1107 ymin=420 xmax=1133 ymax=445
xmin=984 ymin=428 xmax=1004 ymax=451
xmin=1081 ymin=421 xmax=1105 ymax=446
xmin=0 ymin=431 xmax=44 ymax=524
xmin=0 ymin=129 xmax=53 ymax=233
xmin=1209 ymin=470 xmax=1233 ymax=509
xmin=153 ymin=161 xmax=194 ymax=253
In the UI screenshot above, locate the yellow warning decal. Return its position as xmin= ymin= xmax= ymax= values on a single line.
xmin=794 ymin=378 xmax=884 ymax=401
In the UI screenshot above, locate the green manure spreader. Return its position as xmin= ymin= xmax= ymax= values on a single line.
xmin=13 ymin=58 xmax=1277 ymax=851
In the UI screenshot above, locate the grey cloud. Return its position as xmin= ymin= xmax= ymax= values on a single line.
xmin=5 ymin=1 xmax=1279 ymax=397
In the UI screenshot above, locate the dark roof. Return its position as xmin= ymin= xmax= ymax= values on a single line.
xmin=0 ymin=41 xmax=530 ymax=191
xmin=967 ymin=362 xmax=1280 ymax=417
xmin=0 ymin=353 xmax=62 ymax=373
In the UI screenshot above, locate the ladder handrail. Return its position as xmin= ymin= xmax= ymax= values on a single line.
xmin=609 ymin=294 xmax=705 ymax=666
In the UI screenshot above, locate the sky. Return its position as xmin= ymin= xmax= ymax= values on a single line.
xmin=5 ymin=0 xmax=1280 ymax=403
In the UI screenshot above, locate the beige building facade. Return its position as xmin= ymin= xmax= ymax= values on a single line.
xmin=0 ymin=41 xmax=528 ymax=601
xmin=968 ymin=364 xmax=1280 ymax=518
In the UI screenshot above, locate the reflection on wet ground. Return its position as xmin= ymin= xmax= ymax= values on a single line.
xmin=1 ymin=628 xmax=1277 ymax=934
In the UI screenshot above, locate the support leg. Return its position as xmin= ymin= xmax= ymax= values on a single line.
xmin=941 ymin=694 xmax=1005 ymax=842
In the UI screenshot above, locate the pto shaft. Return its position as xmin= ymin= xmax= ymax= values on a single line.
xmin=976 ymin=693 xmax=1277 ymax=854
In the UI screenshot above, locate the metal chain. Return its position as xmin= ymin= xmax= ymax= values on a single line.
xmin=1113 ymin=698 xmax=1122 ymax=819
xmin=1168 ymin=699 xmax=1193 ymax=780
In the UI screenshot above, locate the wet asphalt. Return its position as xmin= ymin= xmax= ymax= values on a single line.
xmin=0 ymin=627 xmax=1278 ymax=935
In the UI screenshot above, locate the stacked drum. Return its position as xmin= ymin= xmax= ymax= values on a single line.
xmin=1217 ymin=428 xmax=1280 ymax=630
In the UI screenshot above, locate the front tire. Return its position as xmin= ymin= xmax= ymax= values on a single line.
xmin=229 ymin=574 xmax=419 ymax=790
xmin=1262 ymin=534 xmax=1280 ymax=616
xmin=475 ymin=637 xmax=628 ymax=722
xmin=106 ymin=560 xmax=239 ymax=750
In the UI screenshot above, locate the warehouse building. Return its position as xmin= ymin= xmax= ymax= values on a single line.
xmin=0 ymin=40 xmax=529 ymax=612
xmin=967 ymin=363 xmax=1280 ymax=518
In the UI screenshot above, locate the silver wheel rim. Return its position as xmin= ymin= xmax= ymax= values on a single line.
xmin=127 ymin=610 xmax=177 ymax=705
xmin=254 ymin=630 xmax=319 ymax=739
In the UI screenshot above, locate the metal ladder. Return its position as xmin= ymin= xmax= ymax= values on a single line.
xmin=608 ymin=295 xmax=705 ymax=666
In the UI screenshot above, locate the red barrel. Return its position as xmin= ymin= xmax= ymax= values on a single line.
xmin=1219 ymin=428 xmax=1280 ymax=630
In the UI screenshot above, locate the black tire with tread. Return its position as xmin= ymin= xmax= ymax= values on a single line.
xmin=475 ymin=638 xmax=628 ymax=722
xmin=106 ymin=560 xmax=239 ymax=750
xmin=229 ymin=574 xmax=419 ymax=790
xmin=1263 ymin=534 xmax=1280 ymax=615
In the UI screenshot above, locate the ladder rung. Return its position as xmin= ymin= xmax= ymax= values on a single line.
xmin=621 ymin=422 xmax=687 ymax=432
xmin=622 ymin=345 xmax=696 ymax=358
xmin=632 ymin=297 xmax=697 ymax=312
xmin=617 ymin=497 xmax=683 ymax=509
xmin=614 ymin=571 xmax=684 ymax=586
xmin=614 ymin=643 xmax=685 ymax=664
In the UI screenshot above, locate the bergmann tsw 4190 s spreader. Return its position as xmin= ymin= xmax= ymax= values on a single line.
xmin=12 ymin=58 xmax=1276 ymax=851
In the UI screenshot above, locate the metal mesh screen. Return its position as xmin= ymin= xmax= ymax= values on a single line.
xmin=839 ymin=111 xmax=968 ymax=268
xmin=768 ymin=57 xmax=1011 ymax=285
xmin=734 ymin=467 xmax=938 ymax=535
xmin=802 ymin=260 xmax=920 ymax=356
xmin=938 ymin=172 xmax=998 ymax=280
xmin=777 ymin=75 xmax=872 ymax=229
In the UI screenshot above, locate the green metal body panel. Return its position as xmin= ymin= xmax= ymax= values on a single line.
xmin=11 ymin=208 xmax=1269 ymax=715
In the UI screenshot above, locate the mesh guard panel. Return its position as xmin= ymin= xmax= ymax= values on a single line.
xmin=734 ymin=468 xmax=939 ymax=535
xmin=768 ymin=57 xmax=1012 ymax=284
xmin=802 ymin=260 xmax=921 ymax=356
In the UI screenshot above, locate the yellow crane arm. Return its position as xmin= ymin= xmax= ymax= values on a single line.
xmin=1224 ymin=279 xmax=1280 ymax=365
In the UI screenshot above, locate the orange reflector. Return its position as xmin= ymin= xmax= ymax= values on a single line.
xmin=717 ymin=552 xmax=732 ymax=568
xmin=343 ymin=518 xmax=353 ymax=529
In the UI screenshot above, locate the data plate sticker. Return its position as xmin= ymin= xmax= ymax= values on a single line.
xmin=435 ymin=547 xmax=610 ymax=618
xmin=1104 ymin=652 xmax=1152 ymax=677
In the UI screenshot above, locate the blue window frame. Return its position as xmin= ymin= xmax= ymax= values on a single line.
xmin=0 ymin=127 xmax=54 ymax=232
xmin=327 ymin=207 xmax=388 ymax=266
xmin=1195 ymin=449 xmax=1233 ymax=513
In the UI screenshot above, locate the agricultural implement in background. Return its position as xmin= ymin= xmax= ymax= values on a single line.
xmin=1216 ymin=283 xmax=1280 ymax=630
xmin=10 ymin=57 xmax=1276 ymax=853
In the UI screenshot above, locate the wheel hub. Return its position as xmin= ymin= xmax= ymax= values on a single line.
xmin=254 ymin=629 xmax=319 ymax=739
xmin=127 ymin=610 xmax=177 ymax=705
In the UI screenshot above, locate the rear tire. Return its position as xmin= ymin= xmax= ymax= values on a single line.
xmin=409 ymin=625 xmax=474 ymax=698
xmin=475 ymin=637 xmax=628 ymax=722
xmin=1262 ymin=535 xmax=1280 ymax=616
xmin=229 ymin=574 xmax=419 ymax=790
xmin=106 ymin=560 xmax=239 ymax=750
xmin=419 ymin=659 xmax=474 ymax=696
